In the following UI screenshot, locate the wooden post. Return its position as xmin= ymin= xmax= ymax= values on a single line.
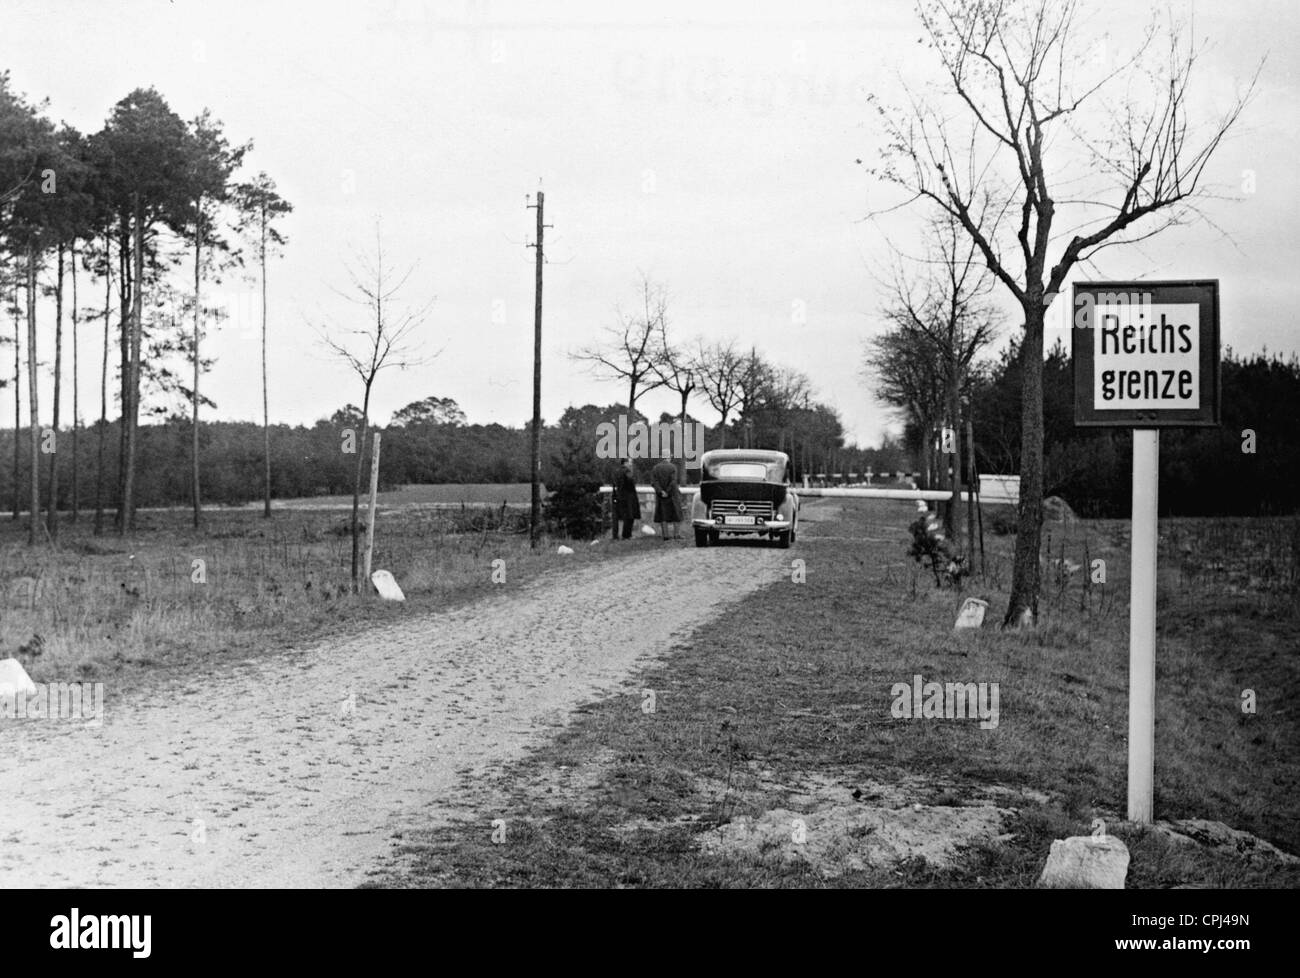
xmin=363 ymin=431 xmax=382 ymax=587
xmin=527 ymin=191 xmax=546 ymax=549
xmin=965 ymin=418 xmax=976 ymax=561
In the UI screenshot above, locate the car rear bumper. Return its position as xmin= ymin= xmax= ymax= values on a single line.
xmin=693 ymin=518 xmax=792 ymax=532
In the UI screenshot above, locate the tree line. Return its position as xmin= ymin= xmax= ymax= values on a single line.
xmin=968 ymin=342 xmax=1300 ymax=518
xmin=0 ymin=391 xmax=913 ymax=512
xmin=0 ymin=74 xmax=291 ymax=540
xmin=571 ymin=275 xmax=863 ymax=480
xmin=865 ymin=249 xmax=1298 ymax=521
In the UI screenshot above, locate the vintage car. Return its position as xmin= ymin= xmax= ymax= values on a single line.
xmin=690 ymin=449 xmax=799 ymax=548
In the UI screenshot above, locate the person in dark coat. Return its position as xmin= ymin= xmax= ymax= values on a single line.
xmin=611 ymin=459 xmax=641 ymax=539
xmin=650 ymin=457 xmax=683 ymax=540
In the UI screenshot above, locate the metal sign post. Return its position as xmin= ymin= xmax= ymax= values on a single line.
xmin=1127 ymin=428 xmax=1159 ymax=823
xmin=1073 ymin=281 xmax=1220 ymax=825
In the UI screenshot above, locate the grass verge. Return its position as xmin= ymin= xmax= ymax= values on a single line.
xmin=0 ymin=505 xmax=652 ymax=690
xmin=376 ymin=499 xmax=1300 ymax=888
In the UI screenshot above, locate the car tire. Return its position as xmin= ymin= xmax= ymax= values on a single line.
xmin=708 ymin=530 xmax=720 ymax=545
xmin=694 ymin=528 xmax=710 ymax=548
xmin=776 ymin=530 xmax=791 ymax=549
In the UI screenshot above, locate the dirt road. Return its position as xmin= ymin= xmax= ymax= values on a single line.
xmin=0 ymin=544 xmax=788 ymax=887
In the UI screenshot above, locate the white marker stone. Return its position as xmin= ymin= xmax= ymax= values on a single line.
xmin=556 ymin=545 xmax=574 ymax=555
xmin=641 ymin=524 xmax=657 ymax=537
xmin=1038 ymin=836 xmax=1130 ymax=889
xmin=954 ymin=597 xmax=988 ymax=629
xmin=0 ymin=658 xmax=37 ymax=697
xmin=370 ymin=569 xmax=406 ymax=601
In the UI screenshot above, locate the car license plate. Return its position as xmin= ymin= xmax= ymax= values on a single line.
xmin=725 ymin=515 xmax=755 ymax=525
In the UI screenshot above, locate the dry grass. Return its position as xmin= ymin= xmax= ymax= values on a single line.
xmin=270 ymin=483 xmax=537 ymax=508
xmin=7 ymin=495 xmax=1295 ymax=888
xmin=0 ymin=505 xmax=634 ymax=685
xmin=378 ymin=500 xmax=1300 ymax=888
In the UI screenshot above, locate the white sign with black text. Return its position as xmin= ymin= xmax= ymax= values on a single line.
xmin=1093 ymin=302 xmax=1200 ymax=410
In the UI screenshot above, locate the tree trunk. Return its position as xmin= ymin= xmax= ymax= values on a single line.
xmin=917 ymin=418 xmax=932 ymax=489
xmin=965 ymin=416 xmax=976 ymax=563
xmin=26 ymin=249 xmax=40 ymax=545
xmin=350 ymin=388 xmax=372 ymax=590
xmin=192 ymin=210 xmax=202 ymax=529
xmin=71 ymin=242 xmax=80 ymax=523
xmin=11 ymin=278 xmax=20 ymax=521
xmin=261 ymin=210 xmax=271 ymax=518
xmin=1003 ymin=302 xmax=1046 ymax=627
xmin=677 ymin=388 xmax=689 ymax=485
xmin=120 ymin=199 xmax=143 ymax=534
xmin=47 ymin=243 xmax=63 ymax=540
xmin=943 ymin=364 xmax=960 ymax=541
xmin=114 ymin=223 xmax=130 ymax=533
xmin=95 ymin=234 xmax=111 ymax=535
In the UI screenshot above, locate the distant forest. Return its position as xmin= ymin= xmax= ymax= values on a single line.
xmin=0 ymin=396 xmax=912 ymax=515
xmin=1 ymin=349 xmax=1293 ymax=520
xmin=966 ymin=344 xmax=1300 ymax=518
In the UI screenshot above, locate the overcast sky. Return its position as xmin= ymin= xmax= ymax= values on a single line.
xmin=3 ymin=0 xmax=1295 ymax=446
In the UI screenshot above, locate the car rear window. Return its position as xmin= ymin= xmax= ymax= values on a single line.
xmin=711 ymin=462 xmax=768 ymax=480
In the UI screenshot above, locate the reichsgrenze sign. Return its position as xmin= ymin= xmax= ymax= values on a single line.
xmin=1072 ymin=281 xmax=1220 ymax=427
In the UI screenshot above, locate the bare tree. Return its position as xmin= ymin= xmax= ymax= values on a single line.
xmin=693 ymin=339 xmax=745 ymax=448
xmin=316 ymin=224 xmax=432 ymax=591
xmin=866 ymin=326 xmax=948 ymax=486
xmin=868 ymin=212 xmax=999 ymax=537
xmin=734 ymin=348 xmax=772 ymax=421
xmin=649 ymin=307 xmax=695 ymax=480
xmin=572 ymin=274 xmax=667 ymax=412
xmin=763 ymin=366 xmax=814 ymax=463
xmin=867 ymin=0 xmax=1257 ymax=625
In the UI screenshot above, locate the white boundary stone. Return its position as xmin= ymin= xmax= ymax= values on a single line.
xmin=370 ymin=570 xmax=406 ymax=601
xmin=0 ymin=658 xmax=37 ymax=697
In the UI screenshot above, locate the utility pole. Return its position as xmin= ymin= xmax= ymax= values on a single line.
xmin=526 ymin=190 xmax=551 ymax=549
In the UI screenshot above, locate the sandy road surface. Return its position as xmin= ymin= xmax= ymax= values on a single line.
xmin=0 ymin=544 xmax=789 ymax=888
